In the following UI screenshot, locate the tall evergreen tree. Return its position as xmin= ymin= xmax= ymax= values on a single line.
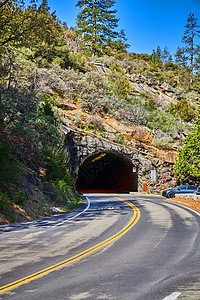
xmin=182 ymin=12 xmax=200 ymax=88
xmin=162 ymin=46 xmax=170 ymax=63
xmin=113 ymin=29 xmax=130 ymax=54
xmin=174 ymin=46 xmax=187 ymax=67
xmin=174 ymin=46 xmax=188 ymax=87
xmin=76 ymin=0 xmax=119 ymax=56
xmin=174 ymin=106 xmax=200 ymax=182
xmin=152 ymin=46 xmax=162 ymax=63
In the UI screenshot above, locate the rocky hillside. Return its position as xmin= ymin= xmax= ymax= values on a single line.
xmin=0 ymin=3 xmax=199 ymax=223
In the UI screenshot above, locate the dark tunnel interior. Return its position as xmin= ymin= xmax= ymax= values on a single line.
xmin=76 ymin=151 xmax=138 ymax=193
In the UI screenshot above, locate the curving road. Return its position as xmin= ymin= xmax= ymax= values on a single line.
xmin=0 ymin=194 xmax=200 ymax=300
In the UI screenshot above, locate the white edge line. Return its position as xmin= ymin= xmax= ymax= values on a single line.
xmin=162 ymin=292 xmax=181 ymax=300
xmin=53 ymin=194 xmax=90 ymax=227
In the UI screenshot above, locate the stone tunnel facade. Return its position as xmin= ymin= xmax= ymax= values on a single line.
xmin=64 ymin=127 xmax=176 ymax=193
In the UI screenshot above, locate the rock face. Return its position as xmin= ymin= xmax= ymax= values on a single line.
xmin=130 ymin=80 xmax=177 ymax=106
xmin=64 ymin=126 xmax=176 ymax=193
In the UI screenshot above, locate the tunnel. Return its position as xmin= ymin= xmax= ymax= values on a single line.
xmin=76 ymin=151 xmax=138 ymax=193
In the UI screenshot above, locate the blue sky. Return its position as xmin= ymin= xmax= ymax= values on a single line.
xmin=32 ymin=0 xmax=200 ymax=56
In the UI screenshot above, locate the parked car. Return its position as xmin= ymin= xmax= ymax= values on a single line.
xmin=196 ymin=186 xmax=200 ymax=195
xmin=162 ymin=185 xmax=198 ymax=198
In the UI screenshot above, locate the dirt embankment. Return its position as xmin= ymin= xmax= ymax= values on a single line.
xmin=165 ymin=197 xmax=200 ymax=214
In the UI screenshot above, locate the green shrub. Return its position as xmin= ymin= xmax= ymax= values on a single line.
xmin=0 ymin=192 xmax=9 ymax=210
xmin=147 ymin=110 xmax=177 ymax=133
xmin=2 ymin=89 xmax=63 ymax=162
xmin=71 ymin=114 xmax=82 ymax=127
xmin=115 ymin=133 xmax=125 ymax=144
xmin=0 ymin=136 xmax=20 ymax=185
xmin=53 ymin=174 xmax=82 ymax=208
xmin=168 ymin=99 xmax=196 ymax=122
xmin=44 ymin=144 xmax=69 ymax=181
xmin=154 ymin=136 xmax=174 ymax=149
xmin=145 ymin=99 xmax=157 ymax=111
xmin=15 ymin=190 xmax=27 ymax=205
xmin=87 ymin=116 xmax=104 ymax=131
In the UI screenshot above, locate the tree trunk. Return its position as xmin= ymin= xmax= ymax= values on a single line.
xmin=7 ymin=50 xmax=12 ymax=90
xmin=82 ymin=1 xmax=85 ymax=38
xmin=190 ymin=28 xmax=194 ymax=89
xmin=92 ymin=0 xmax=96 ymax=57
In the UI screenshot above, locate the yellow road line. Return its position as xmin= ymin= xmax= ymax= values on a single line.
xmin=0 ymin=196 xmax=140 ymax=294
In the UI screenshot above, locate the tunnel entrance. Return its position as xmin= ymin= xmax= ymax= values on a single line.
xmin=76 ymin=151 xmax=138 ymax=193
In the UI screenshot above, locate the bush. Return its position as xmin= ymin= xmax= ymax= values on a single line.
xmin=2 ymin=88 xmax=63 ymax=162
xmin=147 ymin=109 xmax=178 ymax=133
xmin=44 ymin=145 xmax=69 ymax=181
xmin=168 ymin=99 xmax=196 ymax=122
xmin=71 ymin=114 xmax=82 ymax=127
xmin=145 ymin=99 xmax=157 ymax=111
xmin=154 ymin=136 xmax=174 ymax=149
xmin=115 ymin=133 xmax=125 ymax=144
xmin=0 ymin=135 xmax=20 ymax=185
xmin=78 ymin=71 xmax=111 ymax=112
xmin=0 ymin=192 xmax=9 ymax=210
xmin=87 ymin=116 xmax=104 ymax=131
xmin=15 ymin=190 xmax=27 ymax=205
xmin=53 ymin=174 xmax=82 ymax=208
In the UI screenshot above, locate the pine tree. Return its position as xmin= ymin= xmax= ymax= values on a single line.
xmin=174 ymin=46 xmax=189 ymax=88
xmin=162 ymin=46 xmax=170 ymax=63
xmin=182 ymin=12 xmax=200 ymax=88
xmin=76 ymin=0 xmax=119 ymax=56
xmin=174 ymin=46 xmax=187 ymax=67
xmin=193 ymin=45 xmax=200 ymax=92
xmin=152 ymin=46 xmax=162 ymax=63
xmin=174 ymin=106 xmax=200 ymax=182
xmin=113 ymin=29 xmax=130 ymax=54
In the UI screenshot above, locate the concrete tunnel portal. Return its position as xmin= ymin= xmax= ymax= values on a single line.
xmin=76 ymin=151 xmax=138 ymax=193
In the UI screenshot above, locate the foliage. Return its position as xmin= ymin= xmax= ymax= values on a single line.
xmin=62 ymin=51 xmax=87 ymax=71
xmin=174 ymin=106 xmax=200 ymax=180
xmin=0 ymin=192 xmax=9 ymax=210
xmin=174 ymin=46 xmax=187 ymax=68
xmin=15 ymin=190 xmax=27 ymax=205
xmin=107 ymin=62 xmax=132 ymax=99
xmin=0 ymin=134 xmax=20 ymax=185
xmin=182 ymin=13 xmax=200 ymax=88
xmin=115 ymin=133 xmax=124 ymax=144
xmin=76 ymin=0 xmax=120 ymax=56
xmin=44 ymin=145 xmax=82 ymax=206
xmin=78 ymin=71 xmax=111 ymax=112
xmin=145 ymin=98 xmax=157 ymax=111
xmin=146 ymin=109 xmax=178 ymax=133
xmin=168 ymin=99 xmax=196 ymax=122
xmin=39 ymin=98 xmax=57 ymax=126
xmin=129 ymin=104 xmax=149 ymax=126
xmin=87 ymin=115 xmax=104 ymax=131
xmin=1 ymin=0 xmax=200 ymax=216
xmin=71 ymin=114 xmax=82 ymax=127
xmin=154 ymin=136 xmax=174 ymax=149
xmin=0 ymin=0 xmax=62 ymax=49
xmin=1 ymin=88 xmax=62 ymax=162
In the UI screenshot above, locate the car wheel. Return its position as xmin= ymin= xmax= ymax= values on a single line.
xmin=167 ymin=192 xmax=175 ymax=198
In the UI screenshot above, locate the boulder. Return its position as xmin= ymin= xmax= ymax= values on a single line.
xmin=160 ymin=82 xmax=175 ymax=93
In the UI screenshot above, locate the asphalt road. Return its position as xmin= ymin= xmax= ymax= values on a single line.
xmin=1 ymin=194 xmax=200 ymax=300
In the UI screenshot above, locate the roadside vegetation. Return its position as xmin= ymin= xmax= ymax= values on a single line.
xmin=0 ymin=0 xmax=200 ymax=222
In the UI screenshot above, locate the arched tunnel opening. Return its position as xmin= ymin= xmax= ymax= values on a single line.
xmin=76 ymin=151 xmax=138 ymax=193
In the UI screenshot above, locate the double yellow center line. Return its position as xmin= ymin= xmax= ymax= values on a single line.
xmin=0 ymin=196 xmax=140 ymax=294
